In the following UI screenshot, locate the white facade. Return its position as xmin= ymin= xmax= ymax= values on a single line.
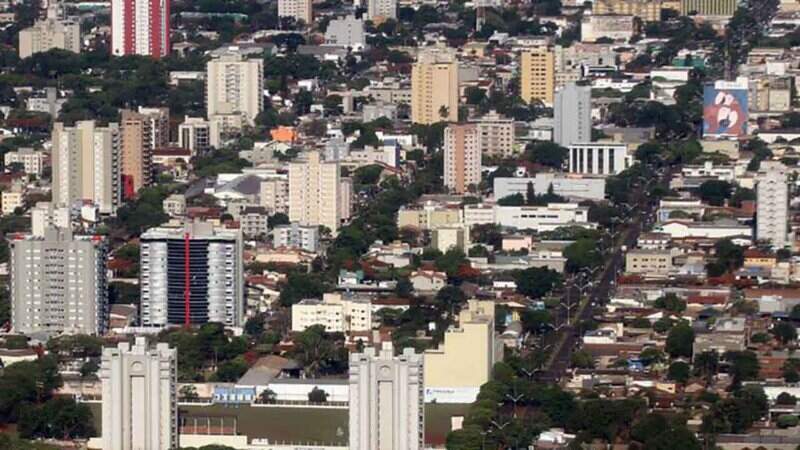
xmin=278 ymin=0 xmax=312 ymax=23
xmin=31 ymin=202 xmax=71 ymax=237
xmin=463 ymin=203 xmax=592 ymax=230
xmin=757 ymin=161 xmax=789 ymax=248
xmin=656 ymin=220 xmax=753 ymax=239
xmin=273 ymin=222 xmax=319 ymax=252
xmin=349 ymin=342 xmax=423 ymax=450
xmin=101 ymin=337 xmax=177 ymax=450
xmin=178 ymin=117 xmax=213 ymax=154
xmin=206 ymin=53 xmax=264 ymax=127
xmin=554 ymin=83 xmax=591 ymax=146
xmin=18 ymin=6 xmax=80 ymax=58
xmin=367 ymin=0 xmax=396 ymax=19
xmin=324 ymin=16 xmax=365 ymax=49
xmin=291 ymin=293 xmax=372 ymax=333
xmin=567 ymin=142 xmax=630 ymax=175
xmin=288 ymin=152 xmax=342 ymax=233
xmin=493 ymin=174 xmax=606 ymax=201
xmin=4 ymin=147 xmax=45 ymax=176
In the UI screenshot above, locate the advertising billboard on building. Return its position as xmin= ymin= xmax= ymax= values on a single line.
xmin=703 ymin=77 xmax=748 ymax=138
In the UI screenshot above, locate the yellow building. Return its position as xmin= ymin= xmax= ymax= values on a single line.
xmin=424 ymin=300 xmax=503 ymax=403
xmin=411 ymin=48 xmax=459 ymax=125
xmin=520 ymin=47 xmax=555 ymax=106
xmin=680 ymin=0 xmax=737 ymax=16
xmin=396 ymin=206 xmax=462 ymax=230
xmin=593 ymin=0 xmax=665 ymax=22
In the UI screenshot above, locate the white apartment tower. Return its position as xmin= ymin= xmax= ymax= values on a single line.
xmin=349 ymin=342 xmax=424 ymax=450
xmin=757 ymin=161 xmax=789 ymax=248
xmin=10 ymin=227 xmax=108 ymax=335
xmin=139 ymin=222 xmax=244 ymax=328
xmin=179 ymin=116 xmax=214 ymax=154
xmin=206 ymin=52 xmax=264 ymax=127
xmin=101 ymin=337 xmax=177 ymax=450
xmin=18 ymin=4 xmax=81 ymax=58
xmin=288 ymin=152 xmax=342 ymax=233
xmin=444 ymin=123 xmax=481 ymax=194
xmin=278 ymin=0 xmax=312 ymax=23
xmin=52 ymin=121 xmax=122 ymax=215
xmin=367 ymin=0 xmax=397 ymax=20
xmin=554 ymin=82 xmax=592 ymax=146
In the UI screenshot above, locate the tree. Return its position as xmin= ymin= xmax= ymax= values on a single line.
xmin=697 ymin=180 xmax=733 ymax=206
xmin=514 ymin=267 xmax=562 ymax=299
xmin=18 ymin=397 xmax=94 ymax=440
xmin=654 ymin=293 xmax=686 ymax=313
xmin=244 ymin=315 xmax=265 ymax=336
xmin=292 ymin=325 xmax=345 ymax=377
xmin=776 ymin=392 xmax=797 ymax=405
xmin=694 ymin=351 xmax=719 ymax=383
xmin=525 ymin=141 xmax=568 ymax=169
xmin=564 ymin=238 xmax=601 ymax=273
xmin=771 ymin=321 xmax=797 ymax=345
xmin=666 ymin=322 xmax=694 ymax=358
xmin=724 ymin=350 xmax=760 ymax=383
xmin=308 ymin=387 xmax=328 ymax=402
xmin=259 ymin=388 xmax=277 ymax=404
xmin=571 ymin=350 xmax=594 ymax=369
xmin=180 ymin=385 xmax=199 ymax=401
xmin=667 ymin=361 xmax=691 ymax=384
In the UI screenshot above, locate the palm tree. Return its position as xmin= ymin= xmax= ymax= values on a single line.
xmin=439 ymin=105 xmax=450 ymax=120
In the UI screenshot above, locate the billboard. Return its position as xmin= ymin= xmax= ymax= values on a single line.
xmin=703 ymin=77 xmax=748 ymax=138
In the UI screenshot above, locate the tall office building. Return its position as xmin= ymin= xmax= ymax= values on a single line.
xmin=680 ymin=0 xmax=737 ymax=16
xmin=520 ymin=47 xmax=555 ymax=106
xmin=288 ymin=152 xmax=343 ymax=233
xmin=349 ymin=342 xmax=424 ymax=450
xmin=139 ymin=222 xmax=244 ymax=328
xmin=444 ymin=123 xmax=481 ymax=194
xmin=757 ymin=161 xmax=789 ymax=248
xmin=411 ymin=48 xmax=459 ymax=125
xmin=179 ymin=116 xmax=213 ymax=154
xmin=121 ymin=107 xmax=168 ymax=198
xmin=367 ymin=0 xmax=396 ymax=20
xmin=206 ymin=52 xmax=264 ymax=128
xmin=11 ymin=227 xmax=108 ymax=336
xmin=18 ymin=4 xmax=80 ymax=58
xmin=111 ymin=0 xmax=170 ymax=58
xmin=101 ymin=337 xmax=177 ymax=450
xmin=554 ymin=83 xmax=592 ymax=146
xmin=52 ymin=120 xmax=122 ymax=215
xmin=278 ymin=0 xmax=312 ymax=23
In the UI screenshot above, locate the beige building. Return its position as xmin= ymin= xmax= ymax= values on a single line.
xmin=52 ymin=121 xmax=122 ymax=214
xmin=288 ymin=151 xmax=342 ymax=233
xmin=1 ymin=182 xmax=24 ymax=216
xmin=581 ymin=15 xmax=636 ymax=43
xmin=520 ymin=47 xmax=555 ymax=106
xmin=432 ymin=225 xmax=470 ymax=252
xmin=18 ymin=5 xmax=80 ymax=58
xmin=120 ymin=107 xmax=168 ymax=197
xmin=749 ymin=77 xmax=792 ymax=112
xmin=4 ymin=147 xmax=45 ymax=176
xmin=206 ymin=52 xmax=264 ymax=127
xmin=411 ymin=48 xmax=459 ymax=125
xmin=477 ymin=111 xmax=515 ymax=157
xmin=397 ymin=206 xmax=461 ymax=230
xmin=278 ymin=0 xmax=312 ymax=23
xmin=625 ymin=249 xmax=674 ymax=277
xmin=260 ymin=178 xmax=289 ymax=214
xmin=680 ymin=0 xmax=737 ymax=15
xmin=444 ymin=123 xmax=480 ymax=194
xmin=593 ymin=0 xmax=665 ymax=21
xmin=424 ymin=299 xmax=502 ymax=403
xmin=291 ymin=293 xmax=372 ymax=333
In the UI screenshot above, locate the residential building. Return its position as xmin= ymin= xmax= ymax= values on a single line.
xmin=206 ymin=52 xmax=264 ymax=127
xmin=31 ymin=202 xmax=71 ymax=237
xmin=567 ymin=142 xmax=630 ymax=175
xmin=139 ymin=222 xmax=244 ymax=328
xmin=444 ymin=123 xmax=480 ymax=194
xmin=1 ymin=183 xmax=24 ymax=215
xmin=11 ymin=227 xmax=108 ymax=335
xmin=493 ymin=174 xmax=606 ymax=201
xmin=291 ymin=293 xmax=372 ymax=333
xmin=680 ymin=0 xmax=737 ymax=16
xmin=52 ymin=121 xmax=122 ymax=215
xmin=259 ymin=178 xmax=289 ymax=214
xmin=4 ymin=147 xmax=45 ymax=176
xmin=593 ymin=0 xmax=665 ymax=21
xmin=409 ymin=270 xmax=447 ymax=293
xmin=278 ymin=0 xmax=312 ymax=23
xmin=757 ymin=161 xmax=789 ymax=248
xmin=162 ymin=194 xmax=186 ymax=217
xmin=367 ymin=0 xmax=396 ymax=20
xmin=397 ymin=205 xmax=462 ymax=230
xmin=273 ymin=222 xmax=320 ymax=253
xmin=554 ymin=83 xmax=591 ymax=146
xmin=111 ymin=0 xmax=170 ymax=58
xmin=121 ymin=107 xmax=169 ymax=198
xmin=349 ymin=342 xmax=424 ymax=450
xmin=424 ymin=300 xmax=502 ymax=403
xmin=520 ymin=47 xmax=555 ymax=105
xmin=240 ymin=206 xmax=269 ymax=237
xmin=432 ymin=225 xmax=470 ymax=252
xmin=178 ymin=117 xmax=213 ymax=155
xmin=26 ymin=86 xmax=66 ymax=117
xmin=362 ymin=103 xmax=398 ymax=122
xmin=18 ymin=4 xmax=80 ymax=58
xmin=288 ymin=152 xmax=342 ymax=233
xmin=411 ymin=48 xmax=459 ymax=124
xmin=580 ymin=15 xmax=636 ymax=43
xmin=625 ymin=249 xmax=675 ymax=278
xmin=324 ymin=16 xmax=365 ymax=49
xmin=101 ymin=337 xmax=177 ymax=450
xmin=476 ymin=111 xmax=514 ymax=157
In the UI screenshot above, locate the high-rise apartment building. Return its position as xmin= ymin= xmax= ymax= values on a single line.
xmin=349 ymin=342 xmax=424 ymax=450
xmin=680 ymin=0 xmax=737 ymax=16
xmin=139 ymin=222 xmax=244 ymax=328
xmin=179 ymin=116 xmax=215 ymax=153
xmin=260 ymin=178 xmax=289 ymax=215
xmin=444 ymin=123 xmax=481 ymax=194
xmin=520 ymin=47 xmax=555 ymax=106
xmin=206 ymin=52 xmax=264 ymax=128
xmin=101 ymin=337 xmax=177 ymax=450
xmin=11 ymin=227 xmax=108 ymax=335
xmin=18 ymin=4 xmax=80 ymax=58
xmin=278 ymin=0 xmax=312 ymax=23
xmin=757 ymin=161 xmax=789 ymax=248
xmin=411 ymin=48 xmax=459 ymax=125
xmin=288 ymin=152 xmax=342 ymax=233
xmin=367 ymin=0 xmax=397 ymax=20
xmin=111 ymin=0 xmax=170 ymax=58
xmin=593 ymin=0 xmax=665 ymax=21
xmin=121 ymin=107 xmax=169 ymax=198
xmin=31 ymin=202 xmax=71 ymax=237
xmin=52 ymin=120 xmax=122 ymax=215
xmin=477 ymin=111 xmax=514 ymax=157
xmin=554 ymin=82 xmax=592 ymax=146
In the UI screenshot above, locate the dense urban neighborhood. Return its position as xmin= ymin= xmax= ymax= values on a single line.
xmin=1 ymin=0 xmax=800 ymax=449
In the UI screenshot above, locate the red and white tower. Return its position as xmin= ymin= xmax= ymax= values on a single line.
xmin=111 ymin=0 xmax=170 ymax=58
